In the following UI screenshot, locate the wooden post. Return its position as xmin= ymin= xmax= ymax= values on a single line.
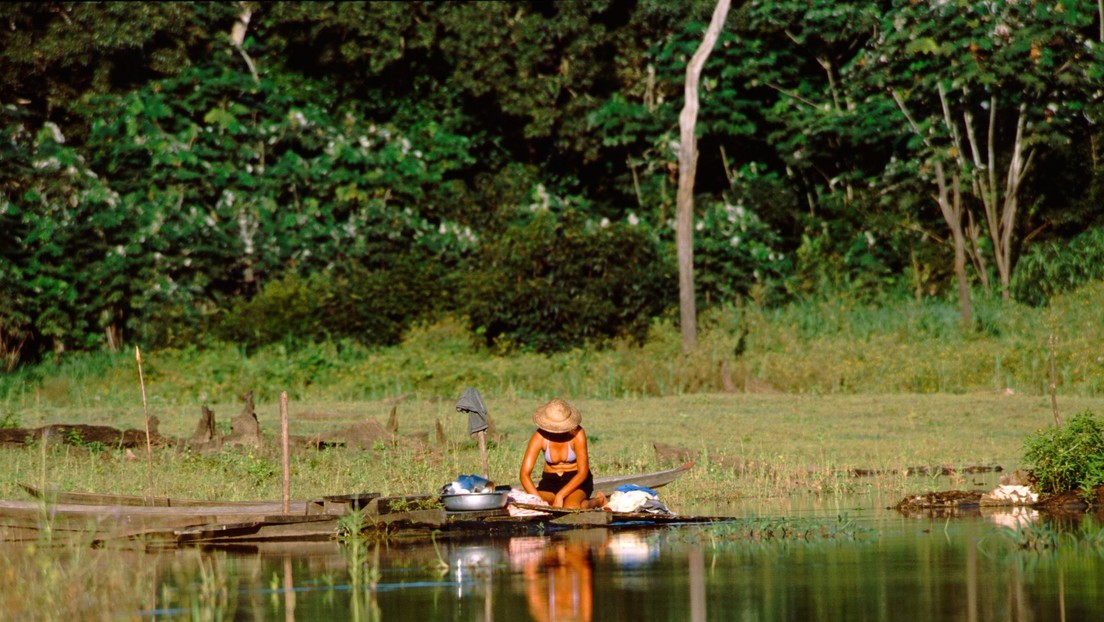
xmin=478 ymin=430 xmax=490 ymax=481
xmin=1049 ymin=335 xmax=1060 ymax=427
xmin=281 ymin=391 xmax=290 ymax=514
xmin=135 ymin=346 xmax=154 ymax=502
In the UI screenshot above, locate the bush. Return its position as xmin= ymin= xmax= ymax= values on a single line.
xmin=217 ymin=258 xmax=439 ymax=350
xmin=1023 ymin=411 xmax=1104 ymax=495
xmin=1013 ymin=227 xmax=1104 ymax=306
xmin=462 ymin=209 xmax=674 ymax=353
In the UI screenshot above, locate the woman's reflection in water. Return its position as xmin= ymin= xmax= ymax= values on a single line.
xmin=518 ymin=539 xmax=594 ymax=622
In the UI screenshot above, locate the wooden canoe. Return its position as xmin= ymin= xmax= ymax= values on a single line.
xmin=17 ymin=484 xmax=380 ymax=512
xmin=592 ymin=461 xmax=694 ymax=494
xmin=17 ymin=484 xmax=302 ymax=508
xmin=505 ymin=461 xmax=694 ymax=493
xmin=2 ymin=464 xmax=696 ymax=545
xmin=17 ymin=462 xmax=694 ymax=509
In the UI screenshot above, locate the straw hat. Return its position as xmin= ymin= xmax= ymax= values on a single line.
xmin=532 ymin=398 xmax=581 ymax=434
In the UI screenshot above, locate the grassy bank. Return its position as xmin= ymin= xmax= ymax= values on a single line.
xmin=2 ymin=393 xmax=1101 ymax=512
xmin=0 ymin=286 xmax=1101 ymax=509
xmin=3 ymin=285 xmax=1103 ymax=413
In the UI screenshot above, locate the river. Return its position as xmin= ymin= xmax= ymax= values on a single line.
xmin=135 ymin=494 xmax=1104 ymax=621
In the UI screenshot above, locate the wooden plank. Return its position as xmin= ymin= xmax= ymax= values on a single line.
xmin=364 ymin=508 xmax=447 ymax=528
xmin=175 ymin=515 xmax=340 ymax=543
xmin=552 ymin=511 xmax=611 ymax=526
xmin=445 ymin=507 xmax=510 ymax=520
xmin=367 ymin=494 xmax=436 ymax=515
xmin=321 ymin=492 xmax=380 ymax=504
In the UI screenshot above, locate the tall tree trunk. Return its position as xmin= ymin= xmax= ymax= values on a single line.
xmin=677 ymin=0 xmax=731 ymax=354
xmin=961 ymin=99 xmax=1033 ymax=301
xmin=935 ymin=162 xmax=973 ymax=326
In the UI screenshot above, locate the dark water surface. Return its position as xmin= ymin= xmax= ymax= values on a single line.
xmin=142 ymin=498 xmax=1104 ymax=621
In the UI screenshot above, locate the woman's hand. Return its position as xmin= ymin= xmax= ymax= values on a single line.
xmin=552 ymin=493 xmax=566 ymax=508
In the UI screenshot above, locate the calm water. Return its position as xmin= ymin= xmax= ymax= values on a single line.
xmin=140 ymin=496 xmax=1104 ymax=621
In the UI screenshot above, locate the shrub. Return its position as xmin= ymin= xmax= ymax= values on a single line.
xmin=1022 ymin=411 xmax=1104 ymax=495
xmin=1013 ymin=227 xmax=1104 ymax=306
xmin=462 ymin=209 xmax=674 ymax=353
xmin=217 ymin=257 xmax=439 ymax=350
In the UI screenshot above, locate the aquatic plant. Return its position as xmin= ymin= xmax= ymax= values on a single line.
xmin=695 ymin=514 xmax=874 ymax=545
xmin=995 ymin=517 xmax=1104 ymax=554
xmin=1022 ymin=411 xmax=1104 ymax=495
xmin=337 ymin=505 xmax=383 ymax=596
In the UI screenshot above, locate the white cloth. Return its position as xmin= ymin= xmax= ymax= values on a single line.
xmin=981 ymin=484 xmax=1038 ymax=505
xmin=606 ymin=490 xmax=656 ymax=513
xmin=507 ymin=489 xmax=552 ymax=516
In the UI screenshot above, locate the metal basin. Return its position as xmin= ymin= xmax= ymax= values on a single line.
xmin=440 ymin=492 xmax=509 ymax=512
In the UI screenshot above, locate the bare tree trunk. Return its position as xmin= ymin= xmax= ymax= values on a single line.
xmin=677 ymin=0 xmax=731 ymax=353
xmin=965 ymin=211 xmax=991 ymax=297
xmin=962 ymin=98 xmax=1033 ymax=301
xmin=935 ymin=162 xmax=973 ymax=326
xmin=893 ymin=89 xmax=973 ymax=324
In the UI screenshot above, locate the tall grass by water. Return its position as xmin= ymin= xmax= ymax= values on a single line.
xmin=2 ymin=283 xmax=1103 ymax=412
xmin=2 ymin=392 xmax=1100 ymax=510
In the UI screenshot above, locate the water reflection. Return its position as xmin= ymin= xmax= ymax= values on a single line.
xmin=104 ymin=505 xmax=1104 ymax=621
xmin=510 ymin=537 xmax=594 ymax=622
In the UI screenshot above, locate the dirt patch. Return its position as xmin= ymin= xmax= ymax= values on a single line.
xmin=0 ymin=391 xmax=442 ymax=456
xmin=895 ymin=490 xmax=984 ymax=511
xmin=0 ymin=420 xmax=172 ymax=449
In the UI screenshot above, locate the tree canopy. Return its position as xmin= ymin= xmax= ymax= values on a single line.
xmin=2 ymin=1 xmax=1103 ymax=367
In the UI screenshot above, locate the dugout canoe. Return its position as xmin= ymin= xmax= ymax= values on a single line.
xmin=2 ymin=463 xmax=697 ymax=545
xmin=17 ymin=462 xmax=694 ymax=509
xmin=514 ymin=461 xmax=695 ymax=494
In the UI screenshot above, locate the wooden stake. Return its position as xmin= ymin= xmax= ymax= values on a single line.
xmin=280 ymin=391 xmax=290 ymax=514
xmin=1049 ymin=335 xmax=1061 ymax=427
xmin=135 ymin=346 xmax=154 ymax=502
xmin=478 ymin=430 xmax=490 ymax=481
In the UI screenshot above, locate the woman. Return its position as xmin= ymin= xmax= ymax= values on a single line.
xmin=519 ymin=398 xmax=607 ymax=509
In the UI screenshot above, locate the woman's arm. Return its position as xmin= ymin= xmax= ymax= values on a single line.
xmin=552 ymin=428 xmax=590 ymax=507
xmin=519 ymin=431 xmax=544 ymax=496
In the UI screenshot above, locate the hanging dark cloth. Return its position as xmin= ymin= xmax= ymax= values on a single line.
xmin=455 ymin=387 xmax=489 ymax=436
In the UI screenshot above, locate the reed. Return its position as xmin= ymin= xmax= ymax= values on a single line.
xmin=689 ymin=514 xmax=874 ymax=545
xmin=989 ymin=517 xmax=1104 ymax=554
xmin=0 ymin=541 xmax=159 ymax=620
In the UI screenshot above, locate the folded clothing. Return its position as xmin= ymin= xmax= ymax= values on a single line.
xmin=506 ymin=490 xmax=551 ymax=516
xmin=606 ymin=485 xmax=674 ymax=515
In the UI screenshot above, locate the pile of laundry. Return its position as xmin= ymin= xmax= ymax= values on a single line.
xmin=604 ymin=484 xmax=674 ymax=515
xmin=506 ymin=490 xmax=552 ymax=516
xmin=501 ymin=484 xmax=676 ymax=516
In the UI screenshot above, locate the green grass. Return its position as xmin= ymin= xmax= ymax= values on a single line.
xmin=1 ymin=285 xmax=1102 ymax=509
xmin=4 ymin=284 xmax=1104 ymax=412
xmin=1 ymin=393 xmax=1099 ymax=513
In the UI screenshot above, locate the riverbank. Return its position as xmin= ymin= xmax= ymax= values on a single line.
xmin=1 ymin=393 xmax=1099 ymax=510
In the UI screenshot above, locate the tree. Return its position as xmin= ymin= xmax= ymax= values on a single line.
xmin=852 ymin=0 xmax=1104 ymax=313
xmin=677 ymin=0 xmax=730 ymax=353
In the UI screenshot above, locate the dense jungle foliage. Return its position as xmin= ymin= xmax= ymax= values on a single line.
xmin=3 ymin=1 xmax=1104 ymax=371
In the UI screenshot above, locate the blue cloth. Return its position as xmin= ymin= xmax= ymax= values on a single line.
xmin=614 ymin=484 xmax=658 ymax=496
